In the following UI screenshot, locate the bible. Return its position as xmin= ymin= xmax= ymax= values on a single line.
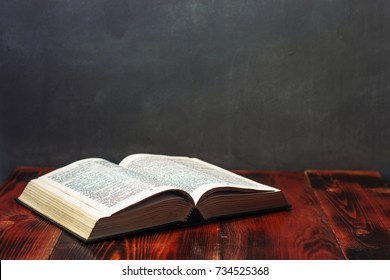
xmin=17 ymin=154 xmax=290 ymax=242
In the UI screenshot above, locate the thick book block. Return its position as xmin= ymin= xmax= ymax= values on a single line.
xmin=17 ymin=154 xmax=290 ymax=242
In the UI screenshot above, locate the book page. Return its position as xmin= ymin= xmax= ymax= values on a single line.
xmin=119 ymin=154 xmax=278 ymax=204
xmin=40 ymin=158 xmax=185 ymax=214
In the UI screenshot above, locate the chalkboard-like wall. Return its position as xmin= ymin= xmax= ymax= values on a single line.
xmin=1 ymin=0 xmax=389 ymax=182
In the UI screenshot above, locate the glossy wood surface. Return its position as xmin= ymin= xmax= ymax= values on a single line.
xmin=306 ymin=170 xmax=390 ymax=259
xmin=1 ymin=167 xmax=389 ymax=259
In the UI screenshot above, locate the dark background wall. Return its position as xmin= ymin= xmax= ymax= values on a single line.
xmin=1 ymin=0 xmax=390 ymax=182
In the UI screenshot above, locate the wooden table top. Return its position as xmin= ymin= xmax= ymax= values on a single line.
xmin=0 ymin=167 xmax=389 ymax=260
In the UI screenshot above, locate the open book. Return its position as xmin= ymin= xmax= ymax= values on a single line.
xmin=17 ymin=154 xmax=290 ymax=242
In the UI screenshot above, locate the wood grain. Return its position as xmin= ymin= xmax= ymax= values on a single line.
xmin=0 ymin=167 xmax=60 ymax=259
xmin=221 ymin=171 xmax=345 ymax=259
xmin=50 ymin=223 xmax=221 ymax=260
xmin=1 ymin=167 xmax=388 ymax=260
xmin=306 ymin=171 xmax=390 ymax=259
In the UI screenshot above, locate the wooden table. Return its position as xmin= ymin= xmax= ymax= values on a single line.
xmin=0 ymin=167 xmax=389 ymax=260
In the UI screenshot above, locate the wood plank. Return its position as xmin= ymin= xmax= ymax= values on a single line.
xmin=306 ymin=170 xmax=390 ymax=259
xmin=220 ymin=171 xmax=345 ymax=259
xmin=0 ymin=167 xmax=61 ymax=259
xmin=50 ymin=222 xmax=221 ymax=259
